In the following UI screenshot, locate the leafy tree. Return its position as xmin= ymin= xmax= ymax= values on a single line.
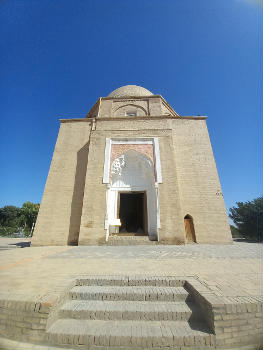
xmin=230 ymin=225 xmax=242 ymax=238
xmin=0 ymin=206 xmax=21 ymax=227
xmin=229 ymin=197 xmax=263 ymax=242
xmin=0 ymin=206 xmax=22 ymax=236
xmin=0 ymin=202 xmax=40 ymax=236
xmin=20 ymin=202 xmax=40 ymax=234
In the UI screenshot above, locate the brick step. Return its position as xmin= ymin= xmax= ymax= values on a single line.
xmin=47 ymin=319 xmax=214 ymax=348
xmin=59 ymin=300 xmax=193 ymax=321
xmin=76 ymin=276 xmax=184 ymax=287
xmin=106 ymin=235 xmax=158 ymax=246
xmin=70 ymin=286 xmax=189 ymax=302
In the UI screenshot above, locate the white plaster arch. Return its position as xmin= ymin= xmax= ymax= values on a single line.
xmin=106 ymin=150 xmax=158 ymax=241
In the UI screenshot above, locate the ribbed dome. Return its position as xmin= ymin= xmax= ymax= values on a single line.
xmin=108 ymin=85 xmax=153 ymax=98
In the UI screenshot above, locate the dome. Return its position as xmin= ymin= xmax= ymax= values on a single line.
xmin=108 ymin=85 xmax=153 ymax=98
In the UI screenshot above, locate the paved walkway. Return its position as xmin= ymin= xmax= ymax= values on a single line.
xmin=0 ymin=239 xmax=262 ymax=349
xmin=0 ymin=239 xmax=262 ymax=301
xmin=48 ymin=242 xmax=262 ymax=259
xmin=0 ymin=336 xmax=256 ymax=350
xmin=0 ymin=237 xmax=31 ymax=250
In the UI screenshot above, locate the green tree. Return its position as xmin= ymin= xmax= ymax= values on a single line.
xmin=0 ymin=205 xmax=22 ymax=236
xmin=229 ymin=197 xmax=263 ymax=242
xmin=230 ymin=225 xmax=242 ymax=238
xmin=0 ymin=206 xmax=21 ymax=226
xmin=20 ymin=202 xmax=40 ymax=235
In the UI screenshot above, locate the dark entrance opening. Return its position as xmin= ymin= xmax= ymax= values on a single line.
xmin=119 ymin=192 xmax=147 ymax=235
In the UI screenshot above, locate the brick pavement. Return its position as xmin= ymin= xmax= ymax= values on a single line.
xmin=0 ymin=239 xmax=262 ymax=349
xmin=0 ymin=240 xmax=262 ymax=298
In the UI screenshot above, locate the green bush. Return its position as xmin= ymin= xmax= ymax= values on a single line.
xmin=230 ymin=225 xmax=243 ymax=238
xmin=229 ymin=197 xmax=263 ymax=242
xmin=0 ymin=202 xmax=39 ymax=236
xmin=0 ymin=226 xmax=20 ymax=236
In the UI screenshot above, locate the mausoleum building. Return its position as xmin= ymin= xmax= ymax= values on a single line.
xmin=32 ymin=85 xmax=232 ymax=246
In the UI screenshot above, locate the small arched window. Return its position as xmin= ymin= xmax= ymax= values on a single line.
xmin=184 ymin=214 xmax=196 ymax=243
xmin=125 ymin=111 xmax=137 ymax=116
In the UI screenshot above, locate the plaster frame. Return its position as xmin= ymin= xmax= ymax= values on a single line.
xmin=103 ymin=138 xmax=162 ymax=184
xmin=103 ymin=137 xmax=162 ymax=241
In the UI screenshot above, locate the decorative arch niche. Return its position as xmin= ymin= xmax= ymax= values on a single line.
xmin=106 ymin=150 xmax=158 ymax=241
xmin=114 ymin=104 xmax=147 ymax=117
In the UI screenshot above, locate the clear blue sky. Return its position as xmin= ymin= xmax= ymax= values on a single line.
xmin=0 ymin=0 xmax=262 ymax=218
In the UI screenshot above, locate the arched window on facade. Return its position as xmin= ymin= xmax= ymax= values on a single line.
xmin=184 ymin=214 xmax=196 ymax=243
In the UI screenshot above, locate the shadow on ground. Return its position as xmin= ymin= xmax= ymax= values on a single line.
xmin=10 ymin=241 xmax=31 ymax=248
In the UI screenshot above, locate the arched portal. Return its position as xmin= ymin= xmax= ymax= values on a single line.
xmin=184 ymin=214 xmax=196 ymax=243
xmin=106 ymin=150 xmax=158 ymax=241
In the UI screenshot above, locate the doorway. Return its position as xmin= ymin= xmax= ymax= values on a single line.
xmin=108 ymin=150 xmax=158 ymax=241
xmin=119 ymin=192 xmax=147 ymax=235
xmin=184 ymin=214 xmax=196 ymax=243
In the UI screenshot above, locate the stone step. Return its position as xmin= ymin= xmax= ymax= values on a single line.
xmin=76 ymin=276 xmax=184 ymax=287
xmin=106 ymin=235 xmax=158 ymax=246
xmin=59 ymin=300 xmax=192 ymax=321
xmin=47 ymin=319 xmax=214 ymax=348
xmin=70 ymin=286 xmax=189 ymax=302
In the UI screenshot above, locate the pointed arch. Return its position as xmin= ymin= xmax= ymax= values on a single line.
xmin=184 ymin=214 xmax=196 ymax=243
xmin=114 ymin=104 xmax=147 ymax=117
xmin=107 ymin=149 xmax=158 ymax=241
xmin=111 ymin=150 xmax=154 ymax=186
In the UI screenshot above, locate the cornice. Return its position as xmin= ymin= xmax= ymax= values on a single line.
xmin=59 ymin=115 xmax=207 ymax=123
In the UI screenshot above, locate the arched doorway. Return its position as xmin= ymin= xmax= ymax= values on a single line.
xmin=106 ymin=150 xmax=158 ymax=241
xmin=184 ymin=214 xmax=196 ymax=243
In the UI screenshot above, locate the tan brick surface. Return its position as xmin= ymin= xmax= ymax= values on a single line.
xmin=31 ymin=122 xmax=92 ymax=246
xmin=110 ymin=144 xmax=154 ymax=165
xmin=32 ymin=90 xmax=232 ymax=246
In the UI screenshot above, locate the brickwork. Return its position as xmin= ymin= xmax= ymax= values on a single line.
xmin=185 ymin=279 xmax=263 ymax=348
xmin=77 ymin=128 xmax=185 ymax=245
xmin=31 ymin=121 xmax=92 ymax=246
xmin=110 ymin=144 xmax=154 ymax=167
xmin=112 ymin=100 xmax=148 ymax=117
xmin=1 ymin=275 xmax=261 ymax=349
xmin=0 ymin=298 xmax=49 ymax=344
xmin=32 ymin=85 xmax=232 ymax=246
xmin=172 ymin=119 xmax=232 ymax=243
xmin=211 ymin=296 xmax=263 ymax=347
xmin=46 ymin=276 xmax=216 ymax=348
xmin=0 ymin=242 xmax=262 ymax=348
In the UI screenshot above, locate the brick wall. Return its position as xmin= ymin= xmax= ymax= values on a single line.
xmin=110 ymin=144 xmax=154 ymax=166
xmin=31 ymin=120 xmax=92 ymax=246
xmin=172 ymin=119 xmax=232 ymax=244
xmin=0 ymin=298 xmax=49 ymax=343
xmin=32 ymin=113 xmax=232 ymax=246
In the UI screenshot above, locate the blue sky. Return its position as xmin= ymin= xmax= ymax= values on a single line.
xmin=0 ymin=0 xmax=262 ymax=218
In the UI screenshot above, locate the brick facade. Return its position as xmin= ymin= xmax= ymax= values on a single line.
xmin=31 ymin=85 xmax=232 ymax=246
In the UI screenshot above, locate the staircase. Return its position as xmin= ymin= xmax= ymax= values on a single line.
xmin=47 ymin=276 xmax=215 ymax=349
xmin=106 ymin=235 xmax=159 ymax=245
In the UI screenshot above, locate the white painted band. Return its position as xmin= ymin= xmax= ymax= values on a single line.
xmin=103 ymin=138 xmax=111 ymax=184
xmin=154 ymin=137 xmax=162 ymax=183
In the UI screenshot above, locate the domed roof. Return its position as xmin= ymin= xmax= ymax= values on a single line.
xmin=108 ymin=85 xmax=153 ymax=98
